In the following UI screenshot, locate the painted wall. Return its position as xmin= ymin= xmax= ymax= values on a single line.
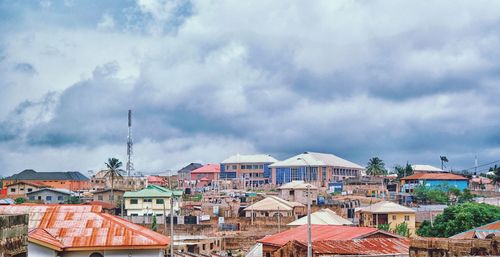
xmin=28 ymin=243 xmax=165 ymax=257
xmin=401 ymin=180 xmax=469 ymax=192
xmin=27 ymin=190 xmax=70 ymax=204
xmin=28 ymin=243 xmax=57 ymax=257
xmin=3 ymin=179 xmax=90 ymax=191
xmin=125 ymin=197 xmax=179 ymax=216
xmin=360 ymin=212 xmax=416 ymax=235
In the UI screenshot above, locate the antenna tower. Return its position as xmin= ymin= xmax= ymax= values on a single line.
xmin=126 ymin=109 xmax=134 ymax=176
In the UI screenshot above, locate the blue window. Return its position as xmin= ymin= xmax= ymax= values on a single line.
xmin=46 ymin=196 xmax=52 ymax=201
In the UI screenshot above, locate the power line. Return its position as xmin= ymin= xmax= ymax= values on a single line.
xmin=462 ymin=159 xmax=500 ymax=171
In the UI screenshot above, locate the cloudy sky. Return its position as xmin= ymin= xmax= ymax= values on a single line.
xmin=1 ymin=0 xmax=500 ymax=176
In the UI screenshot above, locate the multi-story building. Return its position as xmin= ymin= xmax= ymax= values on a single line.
xmin=269 ymin=152 xmax=364 ymax=186
xmin=220 ymin=154 xmax=278 ymax=186
xmin=5 ymin=181 xmax=48 ymax=199
xmin=124 ymin=185 xmax=183 ymax=216
xmin=2 ymin=169 xmax=90 ymax=191
xmin=278 ymin=180 xmax=319 ymax=205
xmin=90 ymin=170 xmax=147 ymax=191
xmin=177 ymin=163 xmax=203 ymax=181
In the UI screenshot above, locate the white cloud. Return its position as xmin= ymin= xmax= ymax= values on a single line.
xmin=97 ymin=14 xmax=116 ymax=31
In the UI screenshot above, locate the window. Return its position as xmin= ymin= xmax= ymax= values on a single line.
xmin=130 ymin=199 xmax=138 ymax=204
xmin=156 ymin=199 xmax=164 ymax=204
xmin=98 ymin=195 xmax=103 ymax=201
xmin=27 ymin=188 xmax=32 ymax=192
xmin=232 ymin=165 xmax=237 ymax=170
xmin=29 ymin=196 xmax=35 ymax=201
xmin=89 ymin=252 xmax=104 ymax=257
xmin=322 ymin=167 xmax=327 ymax=181
xmin=46 ymin=196 xmax=52 ymax=201
xmin=241 ymin=165 xmax=246 ymax=170
xmin=259 ymin=165 xmax=264 ymax=169
xmin=144 ymin=199 xmax=152 ymax=203
xmin=404 ymin=215 xmax=410 ymax=221
xmin=37 ymin=196 xmax=42 ymax=200
xmin=392 ymin=215 xmax=397 ymax=220
xmin=20 ymin=188 xmax=24 ymax=191
xmin=10 ymin=188 xmax=15 ymax=193
xmin=58 ymin=196 xmax=64 ymax=201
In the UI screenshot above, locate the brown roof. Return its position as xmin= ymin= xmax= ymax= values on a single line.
xmin=450 ymin=220 xmax=500 ymax=239
xmin=0 ymin=204 xmax=170 ymax=251
xmin=289 ymin=238 xmax=410 ymax=255
xmin=401 ymin=173 xmax=468 ymax=180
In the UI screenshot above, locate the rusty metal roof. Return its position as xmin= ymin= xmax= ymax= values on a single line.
xmin=0 ymin=204 xmax=170 ymax=251
xmin=451 ymin=220 xmax=500 ymax=239
xmin=257 ymin=224 xmax=397 ymax=247
xmin=293 ymin=238 xmax=410 ymax=255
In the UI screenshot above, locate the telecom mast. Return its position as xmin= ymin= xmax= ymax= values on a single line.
xmin=126 ymin=109 xmax=134 ymax=176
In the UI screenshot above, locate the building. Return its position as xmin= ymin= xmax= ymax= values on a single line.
xmin=92 ymin=188 xmax=125 ymax=205
xmin=147 ymin=175 xmax=166 ymax=186
xmin=90 ymin=170 xmax=147 ymax=192
xmin=3 ymin=169 xmax=90 ymax=191
xmin=269 ymin=152 xmax=364 ymax=186
xmin=26 ymin=188 xmax=74 ymax=204
xmin=412 ymin=205 xmax=447 ymax=228
xmin=124 ymin=185 xmax=183 ymax=216
xmin=190 ymin=164 xmax=221 ymax=184
xmin=411 ymin=164 xmax=445 ymax=173
xmin=220 ymin=154 xmax=278 ymax=186
xmin=400 ymin=173 xmax=469 ymax=193
xmin=244 ymin=196 xmax=305 ymax=218
xmin=6 ymin=181 xmax=49 ymax=199
xmin=0 ymin=214 xmax=28 ymax=257
xmin=278 ymin=180 xmax=319 ymax=205
xmin=177 ymin=163 xmax=203 ymax=184
xmin=357 ymin=201 xmax=416 ymax=235
xmin=274 ymin=238 xmax=409 ymax=257
xmin=258 ymin=224 xmax=403 ymax=257
xmin=0 ymin=205 xmax=170 ymax=257
xmin=450 ymin=220 xmax=500 ymax=239
xmin=287 ymin=209 xmax=353 ymax=226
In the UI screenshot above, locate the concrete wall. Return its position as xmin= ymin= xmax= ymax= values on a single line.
xmin=27 ymin=190 xmax=70 ymax=204
xmin=0 ymin=214 xmax=28 ymax=257
xmin=410 ymin=237 xmax=499 ymax=257
xmin=28 ymin=243 xmax=56 ymax=257
xmin=27 ymin=243 xmax=165 ymax=257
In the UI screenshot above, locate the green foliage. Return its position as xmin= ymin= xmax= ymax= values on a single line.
xmin=65 ymin=196 xmax=81 ymax=204
xmin=15 ymin=197 xmax=25 ymax=204
xmin=413 ymin=184 xmax=474 ymax=205
xmin=366 ymin=157 xmax=387 ymax=176
xmin=394 ymin=222 xmax=411 ymax=237
xmin=417 ymin=202 xmax=500 ymax=237
xmin=377 ymin=223 xmax=390 ymax=231
xmin=395 ymin=163 xmax=413 ymax=179
xmin=151 ymin=215 xmax=158 ymax=231
xmin=489 ymin=165 xmax=500 ymax=185
xmin=457 ymin=189 xmax=474 ymax=203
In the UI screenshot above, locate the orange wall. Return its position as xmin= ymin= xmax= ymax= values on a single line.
xmin=2 ymin=179 xmax=91 ymax=191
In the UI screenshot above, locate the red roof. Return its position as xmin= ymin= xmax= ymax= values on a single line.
xmin=147 ymin=175 xmax=165 ymax=183
xmin=296 ymin=238 xmax=409 ymax=255
xmin=84 ymin=201 xmax=115 ymax=209
xmin=451 ymin=220 xmax=500 ymax=239
xmin=191 ymin=164 xmax=220 ymax=174
xmin=401 ymin=173 xmax=468 ymax=180
xmin=258 ymin=224 xmax=398 ymax=247
xmin=0 ymin=204 xmax=170 ymax=251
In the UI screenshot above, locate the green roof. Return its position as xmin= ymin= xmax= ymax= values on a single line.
xmin=123 ymin=185 xmax=183 ymax=198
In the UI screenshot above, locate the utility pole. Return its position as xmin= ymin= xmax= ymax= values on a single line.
xmin=307 ymin=184 xmax=312 ymax=257
xmin=170 ymin=196 xmax=174 ymax=257
xmin=277 ymin=205 xmax=281 ymax=233
xmin=163 ymin=201 xmax=167 ymax=236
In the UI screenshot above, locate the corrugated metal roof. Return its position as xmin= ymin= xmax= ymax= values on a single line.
xmin=287 ymin=209 xmax=352 ymax=226
xmin=5 ymin=169 xmax=89 ymax=181
xmin=244 ymin=196 xmax=304 ymax=211
xmin=0 ymin=204 xmax=170 ymax=250
xmin=26 ymin=188 xmax=74 ymax=196
xmin=269 ymin=152 xmax=363 ymax=169
xmin=358 ymin=201 xmax=416 ymax=214
xmin=451 ymin=220 xmax=500 ymax=239
xmin=221 ymin=154 xmax=278 ymax=164
xmin=401 ymin=172 xmax=468 ymax=180
xmin=257 ymin=224 xmax=396 ymax=247
xmin=278 ymin=180 xmax=318 ymax=190
xmin=191 ymin=164 xmax=220 ymax=174
xmin=123 ymin=185 xmax=183 ymax=198
xmin=411 ymin=165 xmax=444 ymax=172
xmin=310 ymin=238 xmax=410 ymax=255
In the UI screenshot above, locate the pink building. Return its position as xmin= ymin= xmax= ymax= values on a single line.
xmin=190 ymin=164 xmax=220 ymax=183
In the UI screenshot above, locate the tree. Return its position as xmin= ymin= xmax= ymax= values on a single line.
xmin=66 ymin=196 xmax=81 ymax=204
xmin=394 ymin=222 xmax=411 ymax=237
xmin=151 ymin=215 xmax=158 ymax=231
xmin=395 ymin=163 xmax=413 ymax=179
xmin=377 ymin=223 xmax=390 ymax=231
xmin=104 ymin=158 xmax=124 ymax=205
xmin=440 ymin=156 xmax=448 ymax=170
xmin=15 ymin=197 xmax=25 ymax=204
xmin=366 ymin=157 xmax=387 ymax=176
xmin=417 ymin=202 xmax=500 ymax=237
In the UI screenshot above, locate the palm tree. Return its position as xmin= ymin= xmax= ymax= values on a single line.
xmin=366 ymin=157 xmax=387 ymax=176
xmin=104 ymin=158 xmax=124 ymax=204
xmin=440 ymin=156 xmax=448 ymax=170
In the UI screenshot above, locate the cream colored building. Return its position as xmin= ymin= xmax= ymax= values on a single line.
xmin=357 ymin=201 xmax=416 ymax=235
xmin=244 ymin=196 xmax=305 ymax=218
xmin=124 ymin=185 xmax=183 ymax=216
xmin=278 ymin=180 xmax=319 ymax=205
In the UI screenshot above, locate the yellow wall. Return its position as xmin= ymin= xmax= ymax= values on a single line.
xmin=361 ymin=212 xmax=416 ymax=236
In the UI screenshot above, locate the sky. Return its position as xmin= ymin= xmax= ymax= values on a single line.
xmin=1 ymin=0 xmax=500 ymax=176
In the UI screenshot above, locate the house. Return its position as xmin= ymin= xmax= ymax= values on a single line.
xmin=411 ymin=164 xmax=445 ymax=173
xmin=278 ymin=180 xmax=319 ymax=205
xmin=274 ymin=238 xmax=409 ymax=257
xmin=0 ymin=205 xmax=170 ymax=257
xmin=26 ymin=188 xmax=74 ymax=204
xmin=412 ymin=205 xmax=447 ymax=228
xmin=244 ymin=196 xmax=305 ymax=218
xmin=269 ymin=152 xmax=364 ymax=186
xmin=220 ymin=154 xmax=278 ymax=187
xmin=287 ymin=209 xmax=353 ymax=226
xmin=3 ymin=169 xmax=90 ymax=191
xmin=177 ymin=163 xmax=203 ymax=184
xmin=400 ymin=173 xmax=469 ymax=193
xmin=92 ymin=188 xmax=125 ymax=205
xmin=357 ymin=201 xmax=416 ymax=235
xmin=258 ymin=224 xmax=403 ymax=257
xmin=6 ymin=181 xmax=49 ymax=198
xmin=90 ymin=170 xmax=147 ymax=192
xmin=191 ymin=164 xmax=221 ymax=186
xmin=450 ymin=220 xmax=500 ymax=239
xmin=124 ymin=185 xmax=183 ymax=216
xmin=147 ymin=175 xmax=166 ymax=186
